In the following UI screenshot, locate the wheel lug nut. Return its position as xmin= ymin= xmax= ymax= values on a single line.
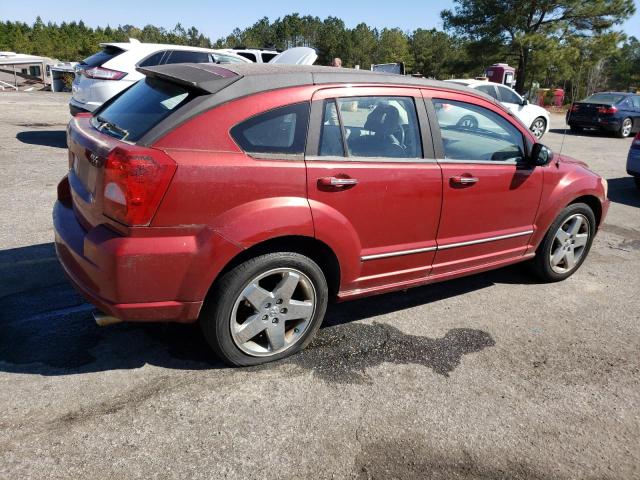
xmin=265 ymin=303 xmax=271 ymax=308
xmin=272 ymin=318 xmax=278 ymax=324
xmin=281 ymin=308 xmax=287 ymax=314
xmin=262 ymin=315 xmax=268 ymax=320
xmin=276 ymin=299 xmax=283 ymax=305
xmin=294 ymin=328 xmax=299 ymax=333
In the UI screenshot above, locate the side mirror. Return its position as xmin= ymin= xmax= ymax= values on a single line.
xmin=521 ymin=99 xmax=529 ymax=106
xmin=529 ymin=143 xmax=553 ymax=166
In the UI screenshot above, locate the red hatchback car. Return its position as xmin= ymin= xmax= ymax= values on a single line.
xmin=54 ymin=64 xmax=609 ymax=365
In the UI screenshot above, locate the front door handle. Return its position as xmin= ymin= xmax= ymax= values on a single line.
xmin=450 ymin=175 xmax=479 ymax=185
xmin=318 ymin=176 xmax=359 ymax=187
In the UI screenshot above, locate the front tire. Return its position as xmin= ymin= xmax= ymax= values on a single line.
xmin=200 ymin=252 xmax=328 ymax=366
xmin=530 ymin=117 xmax=547 ymax=139
xmin=531 ymin=203 xmax=596 ymax=282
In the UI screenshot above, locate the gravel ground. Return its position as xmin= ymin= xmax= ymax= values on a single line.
xmin=0 ymin=92 xmax=638 ymax=480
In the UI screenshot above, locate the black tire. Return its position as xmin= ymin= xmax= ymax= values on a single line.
xmin=617 ymin=117 xmax=633 ymax=138
xmin=200 ymin=252 xmax=328 ymax=366
xmin=530 ymin=203 xmax=596 ymax=282
xmin=569 ymin=125 xmax=582 ymax=134
xmin=634 ymin=176 xmax=640 ymax=190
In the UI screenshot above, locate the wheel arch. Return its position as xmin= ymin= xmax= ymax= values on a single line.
xmin=569 ymin=195 xmax=602 ymax=229
xmin=210 ymin=235 xmax=341 ymax=300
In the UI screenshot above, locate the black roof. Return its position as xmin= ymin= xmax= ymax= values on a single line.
xmin=138 ymin=63 xmax=488 ymax=99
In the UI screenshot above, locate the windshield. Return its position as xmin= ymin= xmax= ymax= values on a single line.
xmin=583 ymin=93 xmax=626 ymax=105
xmin=92 ymin=77 xmax=198 ymax=142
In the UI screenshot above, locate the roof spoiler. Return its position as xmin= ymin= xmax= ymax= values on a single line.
xmin=136 ymin=63 xmax=242 ymax=94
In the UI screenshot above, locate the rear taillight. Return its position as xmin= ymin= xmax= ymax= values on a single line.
xmin=633 ymin=131 xmax=640 ymax=146
xmin=103 ymin=146 xmax=176 ymax=226
xmin=83 ymin=66 xmax=127 ymax=80
xmin=570 ymin=104 xmax=579 ymax=112
xmin=597 ymin=106 xmax=618 ymax=115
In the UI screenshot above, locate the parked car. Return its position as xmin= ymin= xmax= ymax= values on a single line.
xmin=446 ymin=79 xmax=550 ymax=139
xmin=69 ymin=41 xmax=317 ymax=115
xmin=54 ymin=64 xmax=609 ymax=366
xmin=627 ymin=131 xmax=640 ymax=189
xmin=217 ymin=47 xmax=280 ymax=63
xmin=567 ymin=92 xmax=640 ymax=138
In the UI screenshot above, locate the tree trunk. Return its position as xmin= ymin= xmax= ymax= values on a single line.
xmin=515 ymin=48 xmax=528 ymax=94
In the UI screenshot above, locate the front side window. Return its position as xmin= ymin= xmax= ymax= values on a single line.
xmin=323 ymin=96 xmax=422 ymax=158
xmin=231 ymin=103 xmax=310 ymax=155
xmin=433 ymin=99 xmax=524 ymax=162
xmin=497 ymin=86 xmax=522 ymax=104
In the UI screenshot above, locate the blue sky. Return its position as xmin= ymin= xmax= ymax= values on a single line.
xmin=2 ymin=0 xmax=639 ymax=40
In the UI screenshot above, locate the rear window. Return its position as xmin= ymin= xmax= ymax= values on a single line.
xmin=91 ymin=77 xmax=198 ymax=142
xmin=583 ymin=93 xmax=626 ymax=105
xmin=164 ymin=50 xmax=211 ymax=64
xmin=81 ymin=46 xmax=124 ymax=67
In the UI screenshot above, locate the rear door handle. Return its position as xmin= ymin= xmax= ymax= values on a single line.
xmin=450 ymin=175 xmax=479 ymax=185
xmin=318 ymin=176 xmax=359 ymax=187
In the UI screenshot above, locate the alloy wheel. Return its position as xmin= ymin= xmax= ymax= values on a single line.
xmin=622 ymin=118 xmax=633 ymax=137
xmin=549 ymin=213 xmax=590 ymax=274
xmin=230 ymin=268 xmax=316 ymax=357
xmin=531 ymin=118 xmax=546 ymax=139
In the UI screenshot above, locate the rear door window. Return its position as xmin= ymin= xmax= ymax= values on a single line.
xmin=475 ymin=84 xmax=499 ymax=100
xmin=91 ymin=77 xmax=198 ymax=142
xmin=80 ymin=46 xmax=124 ymax=67
xmin=319 ymin=100 xmax=345 ymax=156
xmin=230 ymin=103 xmax=310 ymax=155
xmin=261 ymin=52 xmax=278 ymax=62
xmin=164 ymin=50 xmax=211 ymax=64
xmin=632 ymin=96 xmax=640 ymax=109
xmin=237 ymin=52 xmax=257 ymax=62
xmin=329 ymin=96 xmax=422 ymax=158
xmin=433 ymin=99 xmax=524 ymax=162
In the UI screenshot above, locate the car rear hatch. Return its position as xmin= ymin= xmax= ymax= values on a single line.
xmin=67 ymin=64 xmax=241 ymax=230
xmin=73 ymin=45 xmax=128 ymax=102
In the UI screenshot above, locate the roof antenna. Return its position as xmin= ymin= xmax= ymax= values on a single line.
xmin=557 ymin=96 xmax=572 ymax=167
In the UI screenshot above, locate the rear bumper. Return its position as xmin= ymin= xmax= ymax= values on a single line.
xmin=568 ymin=117 xmax=621 ymax=131
xmin=53 ymin=199 xmax=209 ymax=323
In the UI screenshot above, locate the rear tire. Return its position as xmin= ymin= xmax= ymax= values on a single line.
xmin=634 ymin=176 xmax=640 ymax=190
xmin=617 ymin=117 xmax=633 ymax=138
xmin=200 ymin=252 xmax=328 ymax=366
xmin=531 ymin=203 xmax=596 ymax=282
xmin=569 ymin=125 xmax=582 ymax=134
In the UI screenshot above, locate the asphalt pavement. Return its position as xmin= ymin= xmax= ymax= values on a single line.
xmin=0 ymin=92 xmax=638 ymax=479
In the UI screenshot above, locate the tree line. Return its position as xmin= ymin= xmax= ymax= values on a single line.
xmin=0 ymin=0 xmax=638 ymax=100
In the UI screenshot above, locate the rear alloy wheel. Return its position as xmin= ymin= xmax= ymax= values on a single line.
xmin=530 ymin=117 xmax=547 ymax=139
xmin=531 ymin=203 xmax=595 ymax=282
xmin=618 ymin=117 xmax=633 ymax=138
xmin=200 ymin=252 xmax=328 ymax=366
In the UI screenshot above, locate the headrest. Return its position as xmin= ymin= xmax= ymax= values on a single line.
xmin=364 ymin=104 xmax=401 ymax=135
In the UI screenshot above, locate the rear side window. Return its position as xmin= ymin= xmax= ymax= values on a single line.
xmin=237 ymin=52 xmax=257 ymax=62
xmin=261 ymin=52 xmax=278 ymax=62
xmin=212 ymin=53 xmax=247 ymax=64
xmin=92 ymin=77 xmax=198 ymax=142
xmin=80 ymin=46 xmax=124 ymax=67
xmin=231 ymin=103 xmax=310 ymax=155
xmin=475 ymin=84 xmax=498 ymax=100
xmin=633 ymin=96 xmax=640 ymax=109
xmin=497 ymin=86 xmax=522 ymax=104
xmin=138 ymin=51 xmax=166 ymax=67
xmin=164 ymin=50 xmax=211 ymax=64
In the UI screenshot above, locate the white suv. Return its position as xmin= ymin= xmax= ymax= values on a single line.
xmin=70 ymin=42 xmax=318 ymax=115
xmin=446 ymin=79 xmax=551 ymax=138
xmin=70 ymin=41 xmax=250 ymax=114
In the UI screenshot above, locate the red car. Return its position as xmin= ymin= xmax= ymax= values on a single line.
xmin=54 ymin=64 xmax=609 ymax=366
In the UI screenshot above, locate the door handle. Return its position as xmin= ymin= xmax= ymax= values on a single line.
xmin=318 ymin=176 xmax=359 ymax=187
xmin=450 ymin=175 xmax=479 ymax=185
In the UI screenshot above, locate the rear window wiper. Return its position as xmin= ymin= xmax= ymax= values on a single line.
xmin=95 ymin=115 xmax=130 ymax=140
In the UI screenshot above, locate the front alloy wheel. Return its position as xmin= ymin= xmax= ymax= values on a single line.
xmin=531 ymin=203 xmax=595 ymax=282
xmin=619 ymin=118 xmax=633 ymax=138
xmin=549 ymin=214 xmax=590 ymax=274
xmin=530 ymin=117 xmax=547 ymax=139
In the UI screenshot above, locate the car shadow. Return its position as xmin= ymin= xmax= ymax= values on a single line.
xmin=16 ymin=130 xmax=67 ymax=149
xmin=607 ymin=177 xmax=640 ymax=208
xmin=0 ymin=242 xmax=534 ymax=377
